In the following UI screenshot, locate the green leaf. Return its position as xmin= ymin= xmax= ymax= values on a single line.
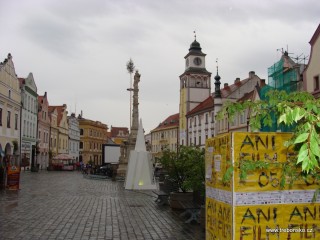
xmin=310 ymin=133 xmax=320 ymax=157
xmin=294 ymin=133 xmax=309 ymax=144
xmin=297 ymin=148 xmax=308 ymax=164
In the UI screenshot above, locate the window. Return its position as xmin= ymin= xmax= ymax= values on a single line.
xmin=205 ymin=114 xmax=208 ymax=124
xmin=194 ymin=117 xmax=197 ymax=126
xmin=80 ymin=129 xmax=83 ymax=135
xmin=199 ymin=136 xmax=201 ymax=145
xmin=314 ymin=76 xmax=320 ymax=91
xmin=8 ymin=90 xmax=11 ymax=99
xmin=240 ymin=111 xmax=246 ymax=124
xmin=7 ymin=111 xmax=11 ymax=128
xmin=0 ymin=108 xmax=2 ymax=126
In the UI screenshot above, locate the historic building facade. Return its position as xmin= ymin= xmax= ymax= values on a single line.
xmin=54 ymin=104 xmax=69 ymax=155
xmin=179 ymin=39 xmax=211 ymax=146
xmin=0 ymin=53 xmax=21 ymax=188
xmin=186 ymin=71 xmax=262 ymax=147
xmin=68 ymin=113 xmax=80 ymax=163
xmin=109 ymin=126 xmax=129 ymax=144
xmin=78 ymin=114 xmax=109 ymax=165
xmin=37 ymin=92 xmax=50 ymax=170
xmin=19 ymin=73 xmax=38 ymax=169
xmin=150 ymin=113 xmax=179 ymax=159
xmin=304 ymin=24 xmax=320 ymax=98
xmin=48 ymin=106 xmax=59 ymax=160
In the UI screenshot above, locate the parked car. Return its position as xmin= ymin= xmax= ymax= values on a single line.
xmin=100 ymin=164 xmax=113 ymax=177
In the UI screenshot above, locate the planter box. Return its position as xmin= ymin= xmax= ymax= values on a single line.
xmin=169 ymin=192 xmax=193 ymax=209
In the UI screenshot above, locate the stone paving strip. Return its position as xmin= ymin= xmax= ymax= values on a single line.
xmin=0 ymin=171 xmax=204 ymax=240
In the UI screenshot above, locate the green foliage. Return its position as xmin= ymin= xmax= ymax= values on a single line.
xmin=218 ymin=90 xmax=320 ymax=173
xmin=159 ymin=145 xmax=205 ymax=193
xmin=126 ymin=58 xmax=135 ymax=74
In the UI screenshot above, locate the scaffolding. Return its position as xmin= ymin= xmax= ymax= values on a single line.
xmin=267 ymin=51 xmax=302 ymax=93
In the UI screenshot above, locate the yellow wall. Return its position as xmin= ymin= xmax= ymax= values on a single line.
xmin=79 ymin=119 xmax=108 ymax=165
xmin=206 ymin=132 xmax=320 ymax=240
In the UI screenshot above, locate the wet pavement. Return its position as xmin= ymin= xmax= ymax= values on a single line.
xmin=0 ymin=171 xmax=204 ymax=240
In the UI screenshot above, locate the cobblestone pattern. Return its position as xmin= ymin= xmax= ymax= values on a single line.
xmin=0 ymin=171 xmax=204 ymax=240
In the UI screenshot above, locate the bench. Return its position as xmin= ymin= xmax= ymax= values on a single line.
xmin=179 ymin=201 xmax=201 ymax=223
xmin=153 ymin=190 xmax=170 ymax=206
xmin=153 ymin=177 xmax=179 ymax=206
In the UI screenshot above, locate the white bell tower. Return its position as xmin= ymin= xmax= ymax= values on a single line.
xmin=179 ymin=36 xmax=211 ymax=146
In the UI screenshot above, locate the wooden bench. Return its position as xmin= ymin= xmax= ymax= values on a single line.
xmin=179 ymin=201 xmax=201 ymax=223
xmin=153 ymin=177 xmax=179 ymax=206
xmin=153 ymin=190 xmax=170 ymax=206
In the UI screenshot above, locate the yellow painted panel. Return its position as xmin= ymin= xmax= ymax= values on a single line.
xmin=206 ymin=198 xmax=233 ymax=240
xmin=233 ymin=132 xmax=318 ymax=192
xmin=235 ymin=203 xmax=320 ymax=240
xmin=205 ymin=134 xmax=232 ymax=191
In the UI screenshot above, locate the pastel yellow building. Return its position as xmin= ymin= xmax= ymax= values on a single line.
xmin=151 ymin=113 xmax=179 ymax=160
xmin=78 ymin=115 xmax=109 ymax=166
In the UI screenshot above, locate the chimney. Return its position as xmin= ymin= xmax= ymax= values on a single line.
xmin=235 ymin=78 xmax=240 ymax=84
xmin=224 ymin=83 xmax=229 ymax=88
xmin=260 ymin=79 xmax=266 ymax=87
xmin=249 ymin=71 xmax=255 ymax=78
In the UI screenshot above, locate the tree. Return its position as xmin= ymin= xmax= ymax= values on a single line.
xmin=159 ymin=145 xmax=205 ymax=194
xmin=218 ymin=90 xmax=320 ymax=173
xmin=126 ymin=58 xmax=135 ymax=127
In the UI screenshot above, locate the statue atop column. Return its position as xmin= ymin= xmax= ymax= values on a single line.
xmin=131 ymin=70 xmax=140 ymax=137
xmin=116 ymin=70 xmax=141 ymax=179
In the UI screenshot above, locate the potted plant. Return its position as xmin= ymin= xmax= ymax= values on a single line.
xmin=159 ymin=145 xmax=205 ymax=209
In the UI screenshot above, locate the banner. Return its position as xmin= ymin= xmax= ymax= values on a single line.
xmin=7 ymin=165 xmax=20 ymax=190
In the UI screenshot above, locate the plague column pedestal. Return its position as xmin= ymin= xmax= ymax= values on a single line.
xmin=125 ymin=119 xmax=156 ymax=190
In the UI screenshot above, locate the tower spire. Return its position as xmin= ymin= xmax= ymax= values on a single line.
xmin=193 ymin=30 xmax=196 ymax=41
xmin=214 ymin=58 xmax=221 ymax=98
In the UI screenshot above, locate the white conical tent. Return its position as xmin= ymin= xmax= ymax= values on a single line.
xmin=125 ymin=119 xmax=157 ymax=190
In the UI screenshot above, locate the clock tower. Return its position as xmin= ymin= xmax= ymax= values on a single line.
xmin=179 ymin=38 xmax=211 ymax=145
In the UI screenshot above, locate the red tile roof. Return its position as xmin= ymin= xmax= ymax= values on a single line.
xmin=152 ymin=113 xmax=179 ymax=131
xmin=110 ymin=127 xmax=129 ymax=137
xmin=187 ymin=96 xmax=214 ymax=116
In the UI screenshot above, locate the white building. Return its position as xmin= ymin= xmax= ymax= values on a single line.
xmin=19 ymin=73 xmax=38 ymax=169
xmin=186 ymin=71 xmax=262 ymax=147
xmin=68 ymin=113 xmax=80 ymax=163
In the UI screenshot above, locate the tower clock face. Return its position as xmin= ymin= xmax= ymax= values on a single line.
xmin=193 ymin=57 xmax=202 ymax=66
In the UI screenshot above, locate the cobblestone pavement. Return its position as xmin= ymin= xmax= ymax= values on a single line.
xmin=0 ymin=171 xmax=204 ymax=240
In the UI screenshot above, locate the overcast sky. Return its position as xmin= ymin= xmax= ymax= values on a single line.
xmin=1 ymin=0 xmax=319 ymax=133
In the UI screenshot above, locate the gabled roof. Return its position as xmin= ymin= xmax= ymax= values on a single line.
xmin=187 ymin=96 xmax=214 ymax=116
xmin=221 ymin=78 xmax=251 ymax=98
xmin=237 ymin=90 xmax=255 ymax=102
xmin=110 ymin=127 xmax=129 ymax=138
xmin=310 ymin=24 xmax=320 ymax=46
xmin=38 ymin=95 xmax=44 ymax=103
xmin=49 ymin=105 xmax=67 ymax=126
xmin=152 ymin=113 xmax=179 ymax=132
